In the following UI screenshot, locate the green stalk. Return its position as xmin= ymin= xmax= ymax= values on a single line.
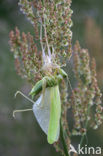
xmin=60 ymin=120 xmax=69 ymax=156
xmin=80 ymin=104 xmax=91 ymax=147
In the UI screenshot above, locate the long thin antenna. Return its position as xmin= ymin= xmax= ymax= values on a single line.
xmin=40 ymin=20 xmax=45 ymax=60
xmin=15 ymin=91 xmax=34 ymax=104
xmin=13 ymin=109 xmax=33 ymax=118
xmin=67 ymin=76 xmax=73 ymax=93
xmin=43 ymin=8 xmax=51 ymax=58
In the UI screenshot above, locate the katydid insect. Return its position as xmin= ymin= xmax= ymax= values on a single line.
xmin=11 ymin=9 xmax=72 ymax=145
xmin=13 ymin=68 xmax=68 ymax=144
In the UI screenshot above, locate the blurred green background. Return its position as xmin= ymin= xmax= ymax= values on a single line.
xmin=0 ymin=0 xmax=103 ymax=156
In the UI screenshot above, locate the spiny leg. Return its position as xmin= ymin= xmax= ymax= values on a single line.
xmin=13 ymin=108 xmax=33 ymax=118
xmin=59 ymin=68 xmax=73 ymax=93
xmin=40 ymin=76 xmax=56 ymax=108
xmin=15 ymin=91 xmax=34 ymax=104
xmin=13 ymin=91 xmax=34 ymax=118
xmin=40 ymin=77 xmax=47 ymax=108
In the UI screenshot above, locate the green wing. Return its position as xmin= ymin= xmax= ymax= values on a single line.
xmin=33 ymin=85 xmax=61 ymax=144
xmin=48 ymin=85 xmax=61 ymax=144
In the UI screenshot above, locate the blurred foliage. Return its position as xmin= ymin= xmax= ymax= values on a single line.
xmin=85 ymin=18 xmax=103 ymax=86
xmin=0 ymin=0 xmax=103 ymax=156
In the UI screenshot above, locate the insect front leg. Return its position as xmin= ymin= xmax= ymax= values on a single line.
xmin=59 ymin=68 xmax=68 ymax=78
xmin=59 ymin=68 xmax=73 ymax=93
xmin=39 ymin=76 xmax=54 ymax=108
xmin=29 ymin=77 xmax=49 ymax=108
xmin=29 ymin=79 xmax=43 ymax=98
xmin=40 ymin=77 xmax=47 ymax=108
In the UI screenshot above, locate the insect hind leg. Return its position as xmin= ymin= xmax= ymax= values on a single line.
xmin=13 ymin=108 xmax=33 ymax=118
xmin=15 ymin=91 xmax=34 ymax=104
xmin=13 ymin=90 xmax=34 ymax=118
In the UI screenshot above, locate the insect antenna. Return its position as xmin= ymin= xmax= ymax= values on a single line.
xmin=40 ymin=20 xmax=46 ymax=60
xmin=67 ymin=76 xmax=73 ymax=93
xmin=43 ymin=10 xmax=51 ymax=58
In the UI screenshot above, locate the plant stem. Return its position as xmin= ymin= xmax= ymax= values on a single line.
xmin=60 ymin=120 xmax=69 ymax=156
xmin=80 ymin=104 xmax=91 ymax=147
xmin=80 ymin=121 xmax=88 ymax=147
